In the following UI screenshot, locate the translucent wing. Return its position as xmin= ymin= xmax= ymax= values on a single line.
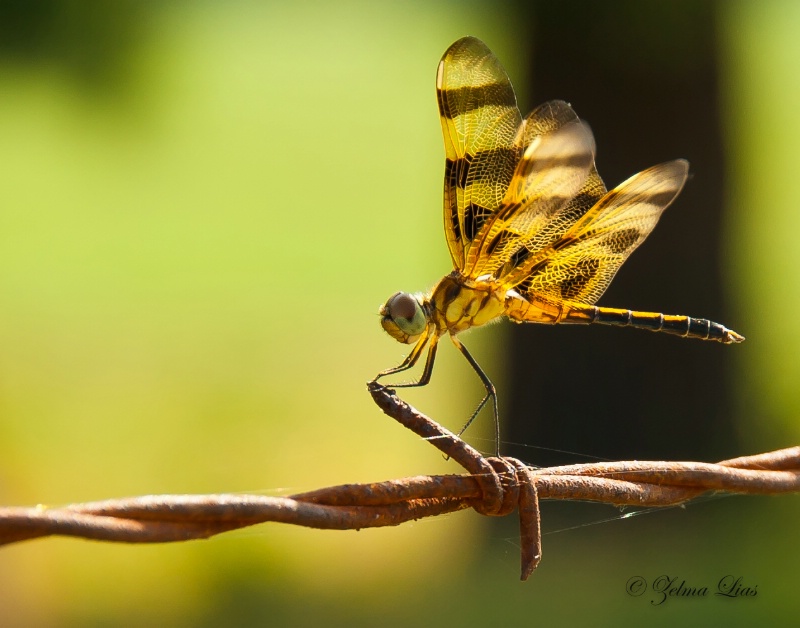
xmin=496 ymin=163 xmax=607 ymax=284
xmin=514 ymin=159 xmax=689 ymax=305
xmin=437 ymin=39 xmax=598 ymax=280
xmin=465 ymin=100 xmax=599 ymax=279
xmin=437 ymin=37 xmax=522 ymax=270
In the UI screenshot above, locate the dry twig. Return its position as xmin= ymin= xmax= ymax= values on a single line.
xmin=1 ymin=383 xmax=798 ymax=580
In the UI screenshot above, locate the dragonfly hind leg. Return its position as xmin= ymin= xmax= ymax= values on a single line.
xmin=450 ymin=335 xmax=500 ymax=456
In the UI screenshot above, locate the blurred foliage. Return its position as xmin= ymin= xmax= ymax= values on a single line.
xmin=721 ymin=0 xmax=800 ymax=446
xmin=0 ymin=0 xmax=148 ymax=92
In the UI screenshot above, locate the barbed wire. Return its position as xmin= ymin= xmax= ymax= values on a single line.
xmin=1 ymin=382 xmax=798 ymax=580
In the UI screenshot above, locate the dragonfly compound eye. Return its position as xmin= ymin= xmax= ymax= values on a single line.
xmin=380 ymin=292 xmax=427 ymax=343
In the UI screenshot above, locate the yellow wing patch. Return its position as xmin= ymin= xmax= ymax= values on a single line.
xmin=437 ymin=37 xmax=521 ymax=270
xmin=437 ymin=39 xmax=599 ymax=281
xmin=514 ymin=159 xmax=689 ymax=306
xmin=466 ymin=113 xmax=597 ymax=279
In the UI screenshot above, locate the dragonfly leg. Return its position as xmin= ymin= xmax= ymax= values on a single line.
xmin=450 ymin=335 xmax=500 ymax=456
xmin=372 ymin=333 xmax=439 ymax=388
xmin=390 ymin=336 xmax=439 ymax=389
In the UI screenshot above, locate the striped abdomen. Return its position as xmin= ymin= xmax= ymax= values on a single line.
xmin=561 ymin=305 xmax=744 ymax=344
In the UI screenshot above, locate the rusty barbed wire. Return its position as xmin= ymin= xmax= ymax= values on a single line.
xmin=1 ymin=382 xmax=798 ymax=581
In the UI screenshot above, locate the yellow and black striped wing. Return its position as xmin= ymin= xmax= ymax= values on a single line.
xmin=514 ymin=159 xmax=689 ymax=305
xmin=466 ymin=100 xmax=600 ymax=280
xmin=437 ymin=37 xmax=523 ymax=270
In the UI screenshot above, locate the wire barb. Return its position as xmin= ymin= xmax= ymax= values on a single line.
xmin=0 ymin=383 xmax=798 ymax=581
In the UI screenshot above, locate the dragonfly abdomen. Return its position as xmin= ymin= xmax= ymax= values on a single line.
xmin=563 ymin=305 xmax=744 ymax=344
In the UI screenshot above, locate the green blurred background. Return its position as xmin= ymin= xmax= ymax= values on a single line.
xmin=0 ymin=0 xmax=797 ymax=625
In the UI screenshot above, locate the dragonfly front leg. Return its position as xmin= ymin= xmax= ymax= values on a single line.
xmin=372 ymin=333 xmax=439 ymax=389
xmin=450 ymin=335 xmax=500 ymax=456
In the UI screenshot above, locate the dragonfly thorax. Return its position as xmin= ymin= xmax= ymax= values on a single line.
xmin=430 ymin=272 xmax=506 ymax=336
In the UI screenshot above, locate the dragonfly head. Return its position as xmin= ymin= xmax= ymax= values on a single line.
xmin=379 ymin=292 xmax=428 ymax=344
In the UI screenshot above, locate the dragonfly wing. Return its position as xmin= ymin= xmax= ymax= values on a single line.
xmin=466 ymin=101 xmax=600 ymax=279
xmin=437 ymin=37 xmax=523 ymax=271
xmin=516 ymin=159 xmax=689 ymax=305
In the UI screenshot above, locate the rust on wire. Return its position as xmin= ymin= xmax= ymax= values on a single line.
xmin=0 ymin=382 xmax=798 ymax=581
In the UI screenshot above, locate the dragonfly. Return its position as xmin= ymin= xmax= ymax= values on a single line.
xmin=372 ymin=36 xmax=743 ymax=453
